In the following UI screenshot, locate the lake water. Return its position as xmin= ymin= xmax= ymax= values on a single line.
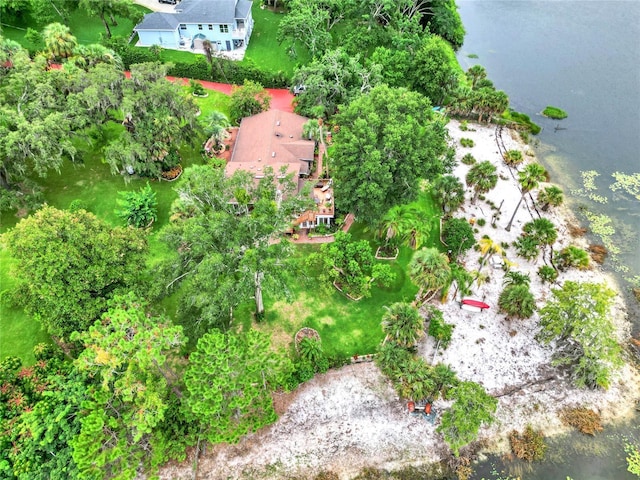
xmin=455 ymin=1 xmax=640 ymax=478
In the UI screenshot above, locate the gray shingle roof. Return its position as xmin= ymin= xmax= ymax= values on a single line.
xmin=135 ymin=12 xmax=180 ymax=31
xmin=135 ymin=0 xmax=252 ymax=31
xmin=235 ymin=0 xmax=252 ymax=19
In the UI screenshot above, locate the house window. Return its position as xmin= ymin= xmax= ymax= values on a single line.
xmin=198 ymin=24 xmax=203 ymax=30
xmin=220 ymin=24 xmax=229 ymax=33
xmin=179 ymin=24 xmax=186 ymax=30
xmin=208 ymin=24 xmax=213 ymax=30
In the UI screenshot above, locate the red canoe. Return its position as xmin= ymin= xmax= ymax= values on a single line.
xmin=461 ymin=298 xmax=490 ymax=310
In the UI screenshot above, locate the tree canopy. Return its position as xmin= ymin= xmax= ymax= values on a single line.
xmin=184 ymin=329 xmax=289 ymax=444
xmin=537 ymin=281 xmax=623 ymax=389
xmin=105 ymin=62 xmax=199 ymax=178
xmin=3 ymin=206 xmax=148 ymax=339
xmin=332 ymin=84 xmax=449 ymax=225
xmin=160 ymin=165 xmax=311 ymax=339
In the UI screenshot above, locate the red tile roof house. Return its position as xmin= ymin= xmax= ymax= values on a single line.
xmin=225 ymin=110 xmax=334 ymax=229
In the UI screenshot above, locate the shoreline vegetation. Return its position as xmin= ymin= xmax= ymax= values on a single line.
xmin=156 ymin=120 xmax=640 ymax=479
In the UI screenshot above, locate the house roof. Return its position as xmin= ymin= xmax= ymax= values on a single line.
xmin=135 ymin=0 xmax=252 ymax=31
xmin=177 ymin=0 xmax=252 ymax=23
xmin=135 ymin=12 xmax=180 ymax=31
xmin=227 ymin=110 xmax=315 ymax=192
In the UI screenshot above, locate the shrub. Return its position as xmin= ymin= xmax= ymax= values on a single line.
xmin=558 ymin=245 xmax=590 ymax=270
xmin=69 ymin=199 xmax=88 ymax=212
xmin=542 ymin=106 xmax=568 ymax=119
xmin=502 ymin=109 xmax=541 ymax=134
xmin=115 ymin=182 xmax=158 ymax=228
xmin=461 ymin=153 xmax=476 ymax=165
xmin=509 ymin=425 xmax=547 ymax=461
xmin=460 ymin=138 xmax=474 ymax=148
xmin=189 ymin=79 xmax=206 ymax=96
xmin=427 ymin=310 xmax=454 ymax=349
xmin=537 ymin=265 xmax=558 ymax=283
xmin=476 ymin=218 xmax=486 ymax=227
xmin=298 ymin=337 xmax=329 ymax=373
xmin=459 ymin=120 xmax=468 ymax=131
xmin=504 ymin=149 xmax=524 ymax=166
xmin=559 ymin=407 xmax=603 ymax=435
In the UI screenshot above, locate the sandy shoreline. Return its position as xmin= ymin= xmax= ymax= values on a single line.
xmin=157 ymin=121 xmax=640 ymax=480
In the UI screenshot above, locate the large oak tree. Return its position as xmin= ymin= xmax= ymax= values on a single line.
xmin=332 ymin=84 xmax=449 ymax=225
xmin=3 ymin=206 xmax=148 ymax=339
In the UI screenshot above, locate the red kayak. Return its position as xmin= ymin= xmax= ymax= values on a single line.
xmin=461 ymin=298 xmax=490 ymax=310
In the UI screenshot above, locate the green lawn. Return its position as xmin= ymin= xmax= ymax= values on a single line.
xmin=1 ymin=6 xmax=150 ymax=50
xmin=244 ymin=192 xmax=443 ymax=361
xmin=243 ymin=4 xmax=308 ymax=76
xmin=0 ymin=250 xmax=52 ymax=365
xmin=244 ymin=237 xmax=417 ymax=360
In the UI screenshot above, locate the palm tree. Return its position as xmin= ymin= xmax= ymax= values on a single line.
xmin=71 ymin=44 xmax=123 ymax=71
xmin=432 ymin=363 xmax=458 ymax=398
xmin=376 ymin=205 xmax=431 ymax=250
xmin=409 ymin=247 xmax=451 ymax=304
xmin=42 ymin=23 xmax=78 ymax=60
xmin=537 ymin=185 xmax=564 ymax=211
xmin=505 ymin=163 xmax=548 ymax=232
xmin=477 ymin=236 xmax=502 ymax=272
xmin=376 ymin=205 xmax=406 ymax=248
xmin=433 ymin=175 xmax=465 ymax=216
xmin=381 ymin=302 xmax=423 ymax=348
xmin=466 ymin=65 xmax=487 ymax=89
xmin=502 ymin=271 xmax=530 ymax=287
xmin=503 ymin=149 xmax=524 ymax=167
xmin=203 ymin=111 xmax=231 ymax=155
xmin=466 ymin=160 xmax=498 ymax=204
xmin=442 ymin=263 xmax=473 ymax=302
xmin=514 ymin=235 xmax=540 ymax=262
xmin=498 ymin=284 xmax=536 ymax=319
xmin=522 ymin=217 xmax=558 ymax=262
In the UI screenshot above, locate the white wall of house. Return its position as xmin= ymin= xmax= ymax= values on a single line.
xmin=138 ymin=30 xmax=180 ymax=48
xmin=137 ymin=9 xmax=253 ymax=50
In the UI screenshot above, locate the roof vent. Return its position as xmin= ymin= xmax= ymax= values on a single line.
xmin=272 ymin=152 xmax=276 ymax=157
xmin=276 ymin=121 xmax=280 ymax=126
xmin=275 ymin=132 xmax=282 ymax=137
xmin=289 ymin=135 xmax=293 ymax=138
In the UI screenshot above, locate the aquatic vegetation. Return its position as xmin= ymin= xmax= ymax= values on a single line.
xmin=542 ymin=105 xmax=568 ymax=119
xmin=572 ymin=171 xmax=608 ymax=203
xmin=624 ymin=442 xmax=640 ymax=476
xmin=559 ymin=407 xmax=603 ymax=435
xmin=509 ymin=425 xmax=547 ymax=461
xmin=584 ymin=211 xmax=615 ymax=236
xmin=610 ymin=171 xmax=640 ymax=200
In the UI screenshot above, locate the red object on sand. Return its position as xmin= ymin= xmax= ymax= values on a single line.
xmin=461 ymin=298 xmax=490 ymax=310
xmin=424 ymin=403 xmax=432 ymax=415
xmin=408 ymin=401 xmax=415 ymax=413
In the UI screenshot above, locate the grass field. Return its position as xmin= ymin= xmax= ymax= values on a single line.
xmin=243 ymin=192 xmax=442 ymax=361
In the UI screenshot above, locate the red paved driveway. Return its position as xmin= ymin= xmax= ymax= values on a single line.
xmin=167 ymin=76 xmax=295 ymax=113
xmin=52 ymin=65 xmax=295 ymax=112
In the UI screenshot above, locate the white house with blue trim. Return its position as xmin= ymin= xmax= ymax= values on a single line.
xmin=134 ymin=0 xmax=253 ymax=52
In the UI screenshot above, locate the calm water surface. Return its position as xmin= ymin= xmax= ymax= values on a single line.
xmin=456 ymin=1 xmax=640 ymax=478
